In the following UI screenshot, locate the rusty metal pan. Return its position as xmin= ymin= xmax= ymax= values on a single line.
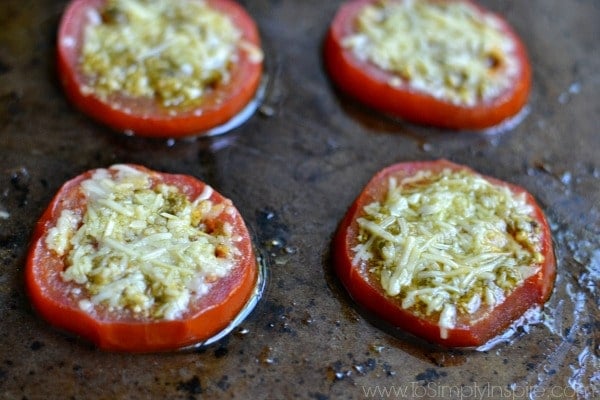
xmin=0 ymin=0 xmax=598 ymax=398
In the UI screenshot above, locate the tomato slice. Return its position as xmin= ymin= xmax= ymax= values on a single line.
xmin=26 ymin=164 xmax=259 ymax=352
xmin=324 ymin=0 xmax=532 ymax=130
xmin=333 ymin=160 xmax=555 ymax=347
xmin=57 ymin=0 xmax=263 ymax=138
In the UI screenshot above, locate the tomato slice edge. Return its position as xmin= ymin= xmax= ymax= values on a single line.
xmin=324 ymin=0 xmax=532 ymax=130
xmin=56 ymin=0 xmax=263 ymax=138
xmin=25 ymin=164 xmax=259 ymax=352
xmin=333 ymin=160 xmax=556 ymax=347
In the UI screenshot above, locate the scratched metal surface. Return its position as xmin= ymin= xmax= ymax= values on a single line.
xmin=0 ymin=0 xmax=599 ymax=399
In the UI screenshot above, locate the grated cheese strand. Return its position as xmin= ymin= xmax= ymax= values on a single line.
xmin=80 ymin=0 xmax=262 ymax=108
xmin=342 ymin=0 xmax=520 ymax=106
xmin=355 ymin=168 xmax=544 ymax=333
xmin=45 ymin=165 xmax=237 ymax=320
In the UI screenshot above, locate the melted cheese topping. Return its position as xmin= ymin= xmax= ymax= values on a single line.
xmin=342 ymin=0 xmax=519 ymax=106
xmin=352 ymin=169 xmax=544 ymax=336
xmin=45 ymin=165 xmax=239 ymax=320
xmin=79 ymin=0 xmax=262 ymax=108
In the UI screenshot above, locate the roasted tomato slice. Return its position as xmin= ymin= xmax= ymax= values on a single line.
xmin=324 ymin=0 xmax=532 ymax=130
xmin=57 ymin=0 xmax=263 ymax=138
xmin=26 ymin=164 xmax=259 ymax=352
xmin=333 ymin=160 xmax=555 ymax=347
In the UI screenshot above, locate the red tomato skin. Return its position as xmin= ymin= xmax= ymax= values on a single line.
xmin=57 ymin=0 xmax=263 ymax=138
xmin=333 ymin=160 xmax=556 ymax=347
xmin=26 ymin=165 xmax=258 ymax=352
xmin=324 ymin=0 xmax=532 ymax=130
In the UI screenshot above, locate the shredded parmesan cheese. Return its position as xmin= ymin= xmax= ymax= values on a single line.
xmin=343 ymin=0 xmax=520 ymax=105
xmin=45 ymin=165 xmax=238 ymax=320
xmin=352 ymin=168 xmax=544 ymax=334
xmin=80 ymin=0 xmax=262 ymax=108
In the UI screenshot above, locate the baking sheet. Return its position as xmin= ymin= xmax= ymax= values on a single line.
xmin=0 ymin=0 xmax=599 ymax=398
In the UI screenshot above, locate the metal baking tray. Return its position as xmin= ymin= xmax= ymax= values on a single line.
xmin=0 ymin=0 xmax=598 ymax=398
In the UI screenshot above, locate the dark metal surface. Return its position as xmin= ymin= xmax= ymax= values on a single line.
xmin=1 ymin=0 xmax=599 ymax=398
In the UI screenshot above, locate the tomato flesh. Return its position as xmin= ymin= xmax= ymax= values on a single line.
xmin=324 ymin=0 xmax=532 ymax=130
xmin=57 ymin=0 xmax=263 ymax=138
xmin=333 ymin=160 xmax=555 ymax=347
xmin=26 ymin=165 xmax=259 ymax=352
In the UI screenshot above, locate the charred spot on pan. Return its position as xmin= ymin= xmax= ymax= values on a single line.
xmin=264 ymin=300 xmax=289 ymax=318
xmin=30 ymin=341 xmax=44 ymax=351
xmin=526 ymin=362 xmax=536 ymax=371
xmin=263 ymin=301 xmax=295 ymax=336
xmin=0 ymin=233 xmax=14 ymax=248
xmin=581 ymin=321 xmax=600 ymax=335
xmin=382 ymin=362 xmax=396 ymax=377
xmin=0 ymin=59 xmax=11 ymax=75
xmin=216 ymin=375 xmax=230 ymax=391
xmin=0 ymin=91 xmax=22 ymax=118
xmin=72 ymin=364 xmax=83 ymax=378
xmin=352 ymin=358 xmax=377 ymax=375
xmin=7 ymin=291 xmax=20 ymax=311
xmin=213 ymin=344 xmax=229 ymax=358
xmin=177 ymin=375 xmax=202 ymax=395
xmin=415 ymin=367 xmax=447 ymax=382
xmin=10 ymin=167 xmax=30 ymax=192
